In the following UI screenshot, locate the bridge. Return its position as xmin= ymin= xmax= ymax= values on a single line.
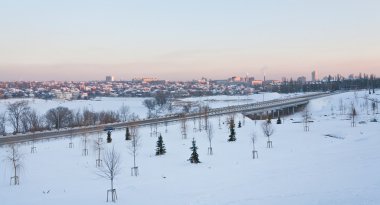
xmin=0 ymin=92 xmax=334 ymax=145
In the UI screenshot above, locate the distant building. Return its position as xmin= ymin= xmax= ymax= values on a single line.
xmin=311 ymin=70 xmax=318 ymax=82
xmin=106 ymin=76 xmax=114 ymax=82
xmin=142 ymin=77 xmax=158 ymax=83
xmin=251 ymin=80 xmax=263 ymax=86
xmin=297 ymin=76 xmax=307 ymax=84
xmin=231 ymin=76 xmax=242 ymax=82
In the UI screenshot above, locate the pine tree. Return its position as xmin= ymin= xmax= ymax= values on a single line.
xmin=276 ymin=116 xmax=282 ymax=124
xmin=189 ymin=138 xmax=200 ymax=163
xmin=106 ymin=131 xmax=112 ymax=143
xmin=228 ymin=118 xmax=236 ymax=142
xmin=155 ymin=134 xmax=166 ymax=155
xmin=125 ymin=127 xmax=131 ymax=140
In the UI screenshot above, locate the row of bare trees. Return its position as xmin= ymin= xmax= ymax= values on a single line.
xmin=0 ymin=101 xmax=134 ymax=135
xmin=97 ymin=126 xmax=140 ymax=202
xmin=143 ymin=92 xmax=170 ymax=118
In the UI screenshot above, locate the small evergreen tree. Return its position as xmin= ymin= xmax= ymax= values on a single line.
xmin=106 ymin=131 xmax=112 ymax=143
xmin=228 ymin=118 xmax=236 ymax=142
xmin=125 ymin=127 xmax=131 ymax=140
xmin=189 ymin=138 xmax=200 ymax=163
xmin=276 ymin=116 xmax=282 ymax=124
xmin=155 ymin=134 xmax=166 ymax=155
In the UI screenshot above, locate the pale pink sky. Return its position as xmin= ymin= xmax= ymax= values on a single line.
xmin=0 ymin=0 xmax=379 ymax=81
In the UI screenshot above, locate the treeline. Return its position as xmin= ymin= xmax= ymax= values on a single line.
xmin=273 ymin=75 xmax=379 ymax=93
xmin=0 ymin=101 xmax=136 ymax=135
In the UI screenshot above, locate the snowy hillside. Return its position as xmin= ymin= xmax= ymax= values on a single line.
xmin=0 ymin=90 xmax=379 ymax=205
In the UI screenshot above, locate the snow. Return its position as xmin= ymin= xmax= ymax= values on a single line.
xmin=0 ymin=90 xmax=379 ymax=205
xmin=181 ymin=92 xmax=307 ymax=108
xmin=0 ymin=93 xmax=303 ymax=115
xmin=0 ymin=97 xmax=150 ymax=116
xmin=0 ymin=93 xmax=301 ymax=132
xmin=0 ymin=97 xmax=150 ymax=133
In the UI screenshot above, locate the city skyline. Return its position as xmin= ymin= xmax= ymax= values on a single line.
xmin=1 ymin=0 xmax=380 ymax=81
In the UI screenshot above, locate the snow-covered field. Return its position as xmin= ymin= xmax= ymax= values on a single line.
xmin=0 ymin=93 xmax=301 ymax=132
xmin=1 ymin=90 xmax=379 ymax=205
xmin=180 ymin=92 xmax=306 ymax=108
xmin=0 ymin=92 xmax=303 ymax=116
xmin=0 ymin=97 xmax=150 ymax=116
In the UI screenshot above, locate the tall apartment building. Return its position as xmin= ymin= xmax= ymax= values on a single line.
xmin=311 ymin=70 xmax=318 ymax=82
xmin=106 ymin=76 xmax=115 ymax=82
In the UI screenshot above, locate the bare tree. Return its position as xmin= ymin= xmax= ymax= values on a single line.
xmin=20 ymin=110 xmax=31 ymax=133
xmin=198 ymin=105 xmax=203 ymax=131
xmin=7 ymin=144 xmax=23 ymax=185
xmin=354 ymin=91 xmax=359 ymax=104
xmin=206 ymin=123 xmax=214 ymax=155
xmin=167 ymin=101 xmax=173 ymax=113
xmin=202 ymin=105 xmax=210 ymax=131
xmin=261 ymin=121 xmax=274 ymax=148
xmin=69 ymin=134 xmax=74 ymax=148
xmin=82 ymin=134 xmax=89 ymax=156
xmin=119 ymin=103 xmax=130 ymax=122
xmin=129 ymin=126 xmax=140 ymax=176
xmin=302 ymin=108 xmax=311 ymax=132
xmin=97 ymin=146 xmax=121 ymax=202
xmin=98 ymin=111 xmax=120 ymax=124
xmin=128 ymin=113 xmax=140 ymax=122
xmin=375 ymin=100 xmax=379 ymax=114
xmin=94 ymin=137 xmax=104 ymax=167
xmin=182 ymin=102 xmax=192 ymax=113
xmin=82 ymin=108 xmax=97 ymax=126
xmin=143 ymin=99 xmax=156 ymax=118
xmin=154 ymin=91 xmax=168 ymax=107
xmin=349 ymin=103 xmax=357 ymax=127
xmin=251 ymin=132 xmax=258 ymax=159
xmin=30 ymin=133 xmax=37 ymax=154
xmin=154 ymin=123 xmax=158 ymax=137
xmin=28 ymin=110 xmax=45 ymax=132
xmin=218 ymin=115 xmax=221 ymax=129
xmin=165 ymin=121 xmax=168 ymax=133
xmin=193 ymin=117 xmax=197 ymax=132
xmin=364 ymin=94 xmax=370 ymax=115
xmin=45 ymin=106 xmax=73 ymax=129
xmin=180 ymin=114 xmax=187 ymax=139
xmin=0 ymin=112 xmax=7 ymax=135
xmin=197 ymin=105 xmax=210 ymax=131
xmin=339 ymin=98 xmax=344 ymax=115
xmin=7 ymin=100 xmax=30 ymax=134
xmin=73 ymin=109 xmax=84 ymax=127
xmin=371 ymin=99 xmax=379 ymax=115
xmin=149 ymin=124 xmax=153 ymax=137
